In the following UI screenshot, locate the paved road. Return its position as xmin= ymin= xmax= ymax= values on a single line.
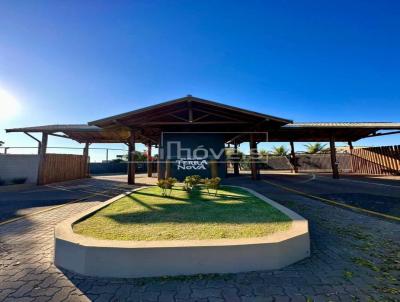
xmin=262 ymin=173 xmax=400 ymax=218
xmin=0 ymin=176 xmax=399 ymax=301
xmin=0 ymin=176 xmax=146 ymax=223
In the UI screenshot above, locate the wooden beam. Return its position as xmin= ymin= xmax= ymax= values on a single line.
xmin=37 ymin=132 xmax=48 ymax=185
xmin=127 ymin=132 xmax=136 ymax=184
xmin=250 ymin=134 xmax=260 ymax=180
xmin=188 ymin=100 xmax=193 ymax=122
xmin=136 ymin=133 xmax=158 ymax=145
xmin=143 ymin=121 xmax=249 ymax=125
xmin=367 ymin=130 xmax=400 ymax=138
xmin=193 ymin=107 xmax=243 ymax=122
xmin=24 ymin=132 xmax=41 ymax=154
xmin=348 ymin=141 xmax=354 ymax=173
xmin=168 ymin=113 xmax=188 ymax=122
xmin=49 ymin=133 xmax=71 ymax=139
xmin=83 ymin=142 xmax=90 ymax=177
xmin=192 ymin=114 xmax=210 ymax=122
xmin=227 ymin=133 xmax=247 ymax=144
xmin=233 ymin=142 xmax=240 ymax=176
xmin=157 ymin=137 xmax=164 ymax=180
xmin=147 ymin=142 xmax=152 ymax=177
xmin=134 ymin=108 xmax=188 ymax=125
xmin=290 ymin=141 xmax=298 ymax=173
xmin=112 ymin=119 xmax=131 ymax=130
xmin=330 ymin=136 xmax=339 ymax=179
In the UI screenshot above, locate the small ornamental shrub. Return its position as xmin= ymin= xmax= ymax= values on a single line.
xmin=11 ymin=177 xmax=27 ymax=185
xmin=0 ymin=178 xmax=5 ymax=186
xmin=204 ymin=177 xmax=221 ymax=196
xmin=183 ymin=175 xmax=202 ymax=192
xmin=157 ymin=177 xmax=177 ymax=197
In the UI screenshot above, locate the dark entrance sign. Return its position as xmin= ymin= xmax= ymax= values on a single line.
xmin=161 ymin=133 xmax=226 ymax=180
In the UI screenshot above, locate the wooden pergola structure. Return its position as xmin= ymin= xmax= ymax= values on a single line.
xmin=6 ymin=95 xmax=400 ymax=184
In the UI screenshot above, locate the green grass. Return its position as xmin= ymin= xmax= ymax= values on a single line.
xmin=73 ymin=185 xmax=292 ymax=241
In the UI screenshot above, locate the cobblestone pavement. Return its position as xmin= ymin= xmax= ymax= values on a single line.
xmin=0 ymin=174 xmax=152 ymax=222
xmin=1 ymin=177 xmax=399 ymax=301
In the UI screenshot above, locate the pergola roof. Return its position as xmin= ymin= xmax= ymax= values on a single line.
xmin=265 ymin=122 xmax=400 ymax=142
xmin=6 ymin=124 xmax=130 ymax=143
xmin=284 ymin=122 xmax=400 ymax=128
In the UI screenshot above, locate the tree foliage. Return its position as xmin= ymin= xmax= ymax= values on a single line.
xmin=304 ymin=142 xmax=327 ymax=154
xmin=271 ymin=145 xmax=289 ymax=156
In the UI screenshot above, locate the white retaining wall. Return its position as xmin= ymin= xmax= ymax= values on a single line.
xmin=0 ymin=154 xmax=39 ymax=184
xmin=54 ymin=186 xmax=310 ymax=278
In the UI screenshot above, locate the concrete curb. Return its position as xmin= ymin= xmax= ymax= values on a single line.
xmin=54 ymin=186 xmax=310 ymax=278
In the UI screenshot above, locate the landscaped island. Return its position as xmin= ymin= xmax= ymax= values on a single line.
xmin=55 ymin=185 xmax=309 ymax=277
xmin=73 ymin=186 xmax=292 ymax=241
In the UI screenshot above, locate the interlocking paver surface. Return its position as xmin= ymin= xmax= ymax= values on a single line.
xmin=0 ymin=176 xmax=399 ymax=301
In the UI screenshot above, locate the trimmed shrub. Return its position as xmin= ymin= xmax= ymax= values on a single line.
xmin=204 ymin=177 xmax=221 ymax=196
xmin=157 ymin=177 xmax=177 ymax=197
xmin=183 ymin=175 xmax=202 ymax=192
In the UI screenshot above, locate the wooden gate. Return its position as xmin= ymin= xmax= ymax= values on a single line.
xmin=39 ymin=154 xmax=89 ymax=185
xmin=351 ymin=145 xmax=400 ymax=175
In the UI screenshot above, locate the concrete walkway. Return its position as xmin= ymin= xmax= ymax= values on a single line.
xmin=0 ymin=176 xmax=399 ymax=301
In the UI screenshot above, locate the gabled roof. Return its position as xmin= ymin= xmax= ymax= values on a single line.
xmin=89 ymin=95 xmax=292 ymax=127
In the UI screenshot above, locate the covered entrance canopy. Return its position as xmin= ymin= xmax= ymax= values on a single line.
xmin=6 ymin=95 xmax=400 ymax=184
xmin=88 ymin=95 xmax=292 ymax=144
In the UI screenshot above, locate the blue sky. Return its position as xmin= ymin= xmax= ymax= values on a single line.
xmin=1 ymin=0 xmax=399 ymax=161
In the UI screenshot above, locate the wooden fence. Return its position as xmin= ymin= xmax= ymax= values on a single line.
xmin=351 ymin=145 xmax=400 ymax=175
xmin=261 ymin=145 xmax=400 ymax=175
xmin=39 ymin=154 xmax=89 ymax=185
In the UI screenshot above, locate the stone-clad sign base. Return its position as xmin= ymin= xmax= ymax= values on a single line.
xmin=54 ymin=186 xmax=310 ymax=278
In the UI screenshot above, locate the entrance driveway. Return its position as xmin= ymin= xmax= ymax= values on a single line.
xmin=0 ymin=175 xmax=399 ymax=301
xmin=261 ymin=172 xmax=400 ymax=218
xmin=0 ymin=174 xmax=155 ymax=223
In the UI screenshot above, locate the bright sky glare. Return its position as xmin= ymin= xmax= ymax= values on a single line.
xmin=0 ymin=87 xmax=21 ymax=121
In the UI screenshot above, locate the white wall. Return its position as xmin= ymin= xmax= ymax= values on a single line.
xmin=0 ymin=154 xmax=39 ymax=184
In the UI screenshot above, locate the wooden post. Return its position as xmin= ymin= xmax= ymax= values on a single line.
xmin=233 ymin=142 xmax=240 ymax=176
xmin=165 ymin=160 xmax=171 ymax=178
xmin=250 ymin=134 xmax=260 ymax=180
xmin=127 ymin=132 xmax=136 ymax=184
xmin=348 ymin=141 xmax=354 ymax=173
xmin=330 ymin=136 xmax=339 ymax=179
xmin=83 ymin=142 xmax=90 ymax=177
xmin=210 ymin=160 xmax=218 ymax=178
xmin=157 ymin=137 xmax=164 ymax=180
xmin=147 ymin=142 xmax=153 ymax=177
xmin=157 ymin=156 xmax=162 ymax=180
xmin=290 ymin=141 xmax=298 ymax=173
xmin=37 ymin=132 xmax=48 ymax=185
